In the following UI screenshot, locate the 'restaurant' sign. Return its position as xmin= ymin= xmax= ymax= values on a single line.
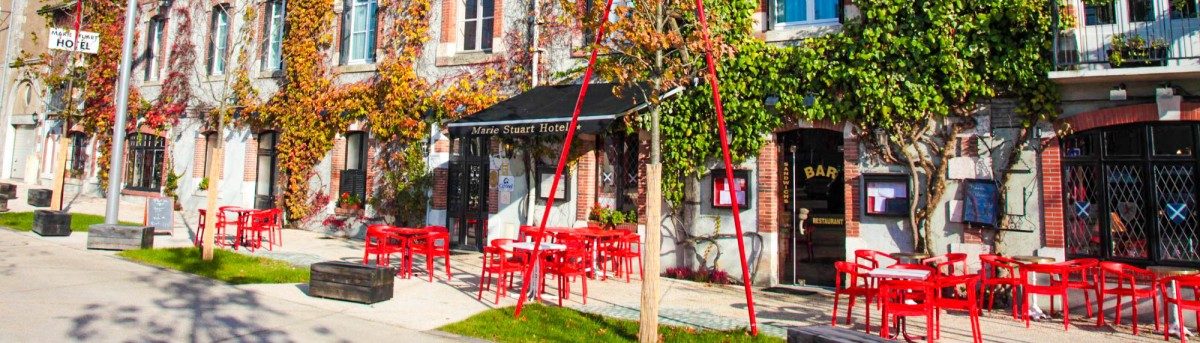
xmin=466 ymin=122 xmax=573 ymax=136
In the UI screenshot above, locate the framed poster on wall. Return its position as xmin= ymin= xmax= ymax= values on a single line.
xmin=863 ymin=174 xmax=910 ymax=217
xmin=537 ymin=166 xmax=571 ymax=200
xmin=712 ymin=169 xmax=752 ymax=209
xmin=962 ymin=179 xmax=1000 ymax=228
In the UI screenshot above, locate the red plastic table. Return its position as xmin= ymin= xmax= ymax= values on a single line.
xmin=221 ymin=207 xmax=256 ymax=250
xmin=387 ymin=227 xmax=430 ymax=278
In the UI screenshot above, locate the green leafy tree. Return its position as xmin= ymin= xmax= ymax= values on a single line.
xmin=781 ymin=0 xmax=1059 ymax=253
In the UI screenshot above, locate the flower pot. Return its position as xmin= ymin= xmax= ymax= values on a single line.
xmin=334 ymin=206 xmax=362 ymax=217
xmin=616 ymin=223 xmax=638 ymax=232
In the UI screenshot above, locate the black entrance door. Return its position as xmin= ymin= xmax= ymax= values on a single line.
xmin=778 ymin=129 xmax=845 ymax=286
xmin=448 ymin=136 xmax=489 ymax=250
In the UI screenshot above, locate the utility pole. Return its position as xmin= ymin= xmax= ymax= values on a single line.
xmin=103 ymin=0 xmax=139 ymax=224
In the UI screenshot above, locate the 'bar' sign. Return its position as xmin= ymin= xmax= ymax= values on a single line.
xmin=47 ymin=28 xmax=100 ymax=54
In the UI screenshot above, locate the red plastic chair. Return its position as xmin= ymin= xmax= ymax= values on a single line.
xmin=855 ymin=249 xmax=897 ymax=269
xmin=1097 ymin=261 xmax=1160 ymax=335
xmin=932 ymin=274 xmax=982 ymax=343
xmin=242 ymin=210 xmax=276 ymax=251
xmin=412 ymin=227 xmax=453 ymax=282
xmin=1020 ymin=262 xmax=1072 ymax=330
xmin=362 ymin=224 xmax=402 ymax=267
xmin=921 ymin=253 xmax=967 ymax=276
xmin=541 ymin=236 xmax=590 ymax=306
xmin=1058 ymin=258 xmax=1099 ymax=318
xmin=262 ymin=208 xmax=283 ymax=248
xmin=1160 ymin=275 xmax=1200 ymax=342
xmin=604 ymin=231 xmax=643 ymax=283
xmin=195 ymin=208 xmax=227 ymax=247
xmin=979 ymin=254 xmax=1022 ymax=318
xmin=478 ymin=239 xmax=524 ymax=304
xmin=879 ymin=279 xmax=935 ymax=342
xmin=831 ymin=261 xmax=878 ymax=333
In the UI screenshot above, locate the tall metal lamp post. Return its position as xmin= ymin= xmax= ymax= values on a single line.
xmin=102 ymin=0 xmax=139 ymax=224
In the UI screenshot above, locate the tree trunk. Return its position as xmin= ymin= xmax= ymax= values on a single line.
xmin=639 ymin=164 xmax=662 ymax=343
xmin=202 ymin=123 xmax=223 ymax=261
xmin=50 ymin=135 xmax=71 ymax=211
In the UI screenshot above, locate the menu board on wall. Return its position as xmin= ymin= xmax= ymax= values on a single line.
xmin=712 ymin=169 xmax=752 ymax=209
xmin=537 ymin=166 xmax=570 ymax=200
xmin=962 ymin=179 xmax=1000 ymax=227
xmin=863 ymin=174 xmax=910 ymax=217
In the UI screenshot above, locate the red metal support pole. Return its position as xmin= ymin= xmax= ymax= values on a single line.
xmin=692 ymin=0 xmax=759 ymax=335
xmin=513 ymin=0 xmax=617 ymax=318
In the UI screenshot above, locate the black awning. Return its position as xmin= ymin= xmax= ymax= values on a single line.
xmin=446 ymin=83 xmax=647 ymax=137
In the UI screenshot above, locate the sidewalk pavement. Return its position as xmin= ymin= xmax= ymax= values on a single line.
xmin=0 ymin=228 xmax=474 ymax=342
xmin=0 ymin=180 xmax=1180 ymax=342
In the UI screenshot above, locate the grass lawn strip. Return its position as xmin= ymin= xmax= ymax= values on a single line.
xmin=441 ymin=304 xmax=782 ymax=343
xmin=118 ymin=247 xmax=310 ymax=285
xmin=0 ymin=211 xmax=138 ymax=232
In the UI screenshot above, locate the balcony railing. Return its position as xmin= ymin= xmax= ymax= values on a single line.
xmin=1053 ymin=0 xmax=1200 ymax=71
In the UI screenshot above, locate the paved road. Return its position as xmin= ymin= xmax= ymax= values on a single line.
xmin=0 ymin=229 xmax=467 ymax=342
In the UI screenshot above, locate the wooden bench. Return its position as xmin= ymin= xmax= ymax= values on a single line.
xmin=788 ymin=325 xmax=894 ymax=343
xmin=309 ymin=261 xmax=394 ymax=304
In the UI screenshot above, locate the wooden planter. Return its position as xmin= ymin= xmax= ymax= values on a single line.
xmin=32 ymin=210 xmax=71 ymax=236
xmin=0 ymin=183 xmax=15 ymax=199
xmin=333 ymin=206 xmax=362 ymax=217
xmin=309 ymin=261 xmax=394 ymax=304
xmin=27 ymin=189 xmax=51 ymax=207
xmin=87 ymin=225 xmax=154 ymax=250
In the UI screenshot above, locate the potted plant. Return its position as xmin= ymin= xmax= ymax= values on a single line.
xmin=616 ymin=209 xmax=638 ymax=232
xmin=1058 ymin=4 xmax=1078 ymax=35
xmin=321 ymin=215 xmax=350 ymax=238
xmin=1108 ymin=34 xmax=1168 ymax=67
xmin=589 ymin=205 xmax=638 ymax=230
xmin=334 ymin=192 xmax=363 ymax=216
xmin=197 ymin=177 xmax=209 ymax=191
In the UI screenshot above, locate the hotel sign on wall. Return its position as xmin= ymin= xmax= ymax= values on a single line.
xmin=47 ymin=28 xmax=100 ymax=54
xmin=468 ymin=122 xmax=571 ymax=136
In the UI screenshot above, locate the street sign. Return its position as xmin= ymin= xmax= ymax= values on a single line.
xmin=47 ymin=27 xmax=100 ymax=54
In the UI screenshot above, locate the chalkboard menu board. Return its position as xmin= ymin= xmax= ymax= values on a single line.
xmin=145 ymin=197 xmax=174 ymax=233
xmin=962 ymin=179 xmax=999 ymax=228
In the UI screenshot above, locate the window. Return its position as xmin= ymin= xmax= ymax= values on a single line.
xmin=1085 ymin=3 xmax=1116 ymax=25
xmin=1062 ymin=123 xmax=1200 ymax=265
xmin=208 ymin=6 xmax=230 ymax=75
xmin=125 ymin=133 xmax=166 ymax=192
xmin=341 ymin=0 xmax=377 ymax=64
xmin=255 ymin=131 xmax=279 ymax=209
xmin=1171 ymin=0 xmax=1198 ymax=19
xmin=145 ymin=17 xmax=164 ymax=81
xmin=340 ymin=132 xmax=368 ymax=201
xmin=263 ymin=0 xmax=286 ymax=70
xmin=65 ymin=132 xmax=89 ymax=178
xmin=775 ymin=0 xmax=839 ymax=26
xmin=462 ymin=0 xmax=494 ymax=52
xmin=1129 ymin=0 xmax=1155 ymax=22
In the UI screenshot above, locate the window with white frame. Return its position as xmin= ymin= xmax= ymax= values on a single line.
xmin=775 ymin=0 xmax=839 ymax=26
xmin=1171 ymin=0 xmax=1198 ymax=19
xmin=462 ymin=0 xmax=494 ymax=52
xmin=1128 ymin=0 xmax=1154 ymax=22
xmin=145 ymin=17 xmax=164 ymax=81
xmin=341 ymin=0 xmax=377 ymax=64
xmin=208 ymin=6 xmax=230 ymax=75
xmin=263 ymin=0 xmax=286 ymax=70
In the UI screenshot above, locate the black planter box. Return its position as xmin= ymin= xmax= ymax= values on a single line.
xmin=32 ymin=210 xmax=71 ymax=236
xmin=27 ymin=189 xmax=51 ymax=207
xmin=309 ymin=261 xmax=394 ymax=304
xmin=1107 ymin=47 xmax=1168 ymax=68
xmin=0 ymin=183 xmax=15 ymax=199
xmin=86 ymin=225 xmax=154 ymax=250
xmin=0 ymin=197 xmax=9 ymax=212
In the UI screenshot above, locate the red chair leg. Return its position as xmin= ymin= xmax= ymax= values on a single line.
xmin=847 ymin=296 xmax=857 ymax=325
xmin=1063 ymin=293 xmax=1070 ymax=331
xmin=445 ymin=254 xmax=453 ymax=280
xmin=1132 ymin=296 xmax=1139 ymax=335
xmin=832 ymin=293 xmax=841 ymax=326
xmin=1116 ymin=296 xmax=1124 ymax=325
xmin=1153 ymin=295 xmax=1161 ymax=332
